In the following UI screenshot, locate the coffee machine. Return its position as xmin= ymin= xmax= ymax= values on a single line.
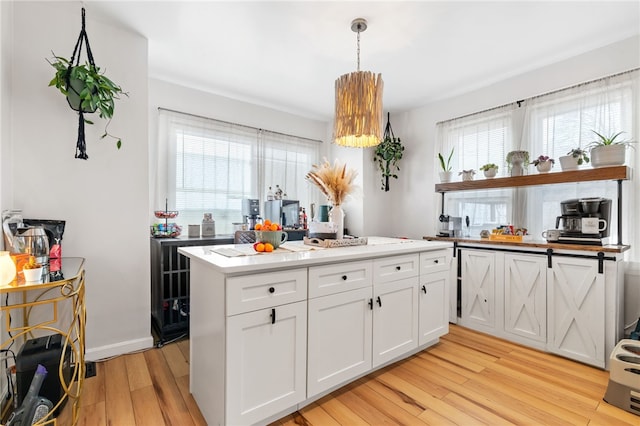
xmin=242 ymin=199 xmax=262 ymax=230
xmin=438 ymin=215 xmax=462 ymax=237
xmin=555 ymin=197 xmax=611 ymax=245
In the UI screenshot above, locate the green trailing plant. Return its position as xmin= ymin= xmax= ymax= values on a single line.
xmin=506 ymin=150 xmax=529 ymax=170
xmin=587 ymin=130 xmax=636 ymax=149
xmin=48 ymin=54 xmax=128 ymax=150
xmin=374 ymin=113 xmax=405 ymax=192
xmin=479 ymin=163 xmax=498 ymax=171
xmin=566 ymin=148 xmax=589 ymax=165
xmin=438 ymin=148 xmax=454 ymax=172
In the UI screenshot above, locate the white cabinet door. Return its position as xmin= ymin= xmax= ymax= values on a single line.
xmin=307 ymin=287 xmax=373 ymax=397
xmin=547 ymin=256 xmax=605 ymax=367
xmin=226 ymin=301 xmax=307 ymax=425
xmin=418 ymin=270 xmax=449 ymax=346
xmin=372 ymin=277 xmax=419 ymax=367
xmin=461 ymin=250 xmax=496 ymax=331
xmin=504 ymin=254 xmax=546 ymax=344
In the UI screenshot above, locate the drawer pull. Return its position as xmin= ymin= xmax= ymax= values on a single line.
xmin=271 ymin=308 xmax=276 ymax=324
xmin=268 ymin=287 xmax=275 ymax=294
xmin=342 ymin=275 xmax=347 ymax=281
xmin=395 ymin=266 xmax=401 ymax=271
xmin=376 ymin=296 xmax=382 ymax=307
xmin=422 ymin=285 xmax=427 ymax=294
xmin=368 ymin=298 xmax=373 ymax=310
xmin=434 ymin=259 xmax=439 ymax=264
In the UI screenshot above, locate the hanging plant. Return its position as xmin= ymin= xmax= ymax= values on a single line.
xmin=47 ymin=8 xmax=127 ymax=160
xmin=373 ymin=113 xmax=405 ymax=191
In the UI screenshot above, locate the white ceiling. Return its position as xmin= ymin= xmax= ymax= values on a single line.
xmin=88 ymin=1 xmax=640 ymax=121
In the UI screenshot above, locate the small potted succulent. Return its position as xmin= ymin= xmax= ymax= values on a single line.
xmin=559 ymin=148 xmax=589 ymax=171
xmin=438 ymin=148 xmax=454 ymax=183
xmin=531 ymin=155 xmax=554 ymax=173
xmin=459 ymin=169 xmax=476 ymax=181
xmin=479 ymin=163 xmax=499 ymax=178
xmin=587 ymin=130 xmax=635 ymax=167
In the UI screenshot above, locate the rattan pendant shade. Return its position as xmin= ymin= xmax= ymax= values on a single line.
xmin=334 ymin=70 xmax=384 ymax=147
xmin=333 ymin=18 xmax=384 ymax=148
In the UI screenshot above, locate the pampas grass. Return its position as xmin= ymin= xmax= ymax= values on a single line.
xmin=306 ymin=159 xmax=358 ymax=206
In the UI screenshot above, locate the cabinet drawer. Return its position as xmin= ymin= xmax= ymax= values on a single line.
xmin=309 ymin=260 xmax=372 ymax=298
xmin=420 ymin=250 xmax=450 ymax=274
xmin=373 ymin=254 xmax=419 ymax=284
xmin=227 ymin=269 xmax=307 ymax=315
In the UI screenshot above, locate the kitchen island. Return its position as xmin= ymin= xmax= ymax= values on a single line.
xmin=179 ymin=237 xmax=452 ymax=425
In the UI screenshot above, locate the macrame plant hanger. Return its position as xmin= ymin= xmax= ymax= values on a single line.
xmin=67 ymin=7 xmax=96 ymax=160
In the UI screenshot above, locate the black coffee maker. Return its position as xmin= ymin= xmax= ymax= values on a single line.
xmin=555 ymin=197 xmax=611 ymax=245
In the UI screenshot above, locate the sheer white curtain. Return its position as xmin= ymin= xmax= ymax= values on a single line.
xmin=436 ymin=105 xmax=517 ymax=234
xmin=521 ymin=70 xmax=639 ymax=254
xmin=156 ymin=109 xmax=322 ymax=234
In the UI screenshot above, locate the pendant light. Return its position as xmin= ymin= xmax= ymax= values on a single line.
xmin=333 ymin=18 xmax=384 ymax=148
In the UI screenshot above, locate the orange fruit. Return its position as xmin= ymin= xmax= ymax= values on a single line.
xmin=263 ymin=219 xmax=272 ymax=227
xmin=270 ymin=223 xmax=278 ymax=231
xmin=254 ymin=223 xmax=263 ymax=230
xmin=255 ymin=243 xmax=265 ymax=252
xmin=264 ymin=243 xmax=274 ymax=252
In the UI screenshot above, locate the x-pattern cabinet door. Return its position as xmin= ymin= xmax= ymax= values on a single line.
xmin=461 ymin=250 xmax=495 ymax=331
xmin=504 ymin=254 xmax=546 ymax=343
xmin=547 ymin=256 xmax=605 ymax=367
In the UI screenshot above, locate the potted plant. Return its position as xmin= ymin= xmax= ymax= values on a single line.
xmin=587 ymin=130 xmax=635 ymax=167
xmin=438 ymin=148 xmax=454 ymax=182
xmin=506 ymin=150 xmax=529 ymax=176
xmin=479 ymin=163 xmax=499 ymax=178
xmin=459 ymin=169 xmax=476 ymax=181
xmin=531 ymin=155 xmax=554 ymax=173
xmin=373 ymin=113 xmax=404 ymax=192
xmin=559 ymin=148 xmax=589 ymax=171
xmin=49 ymin=54 xmax=127 ymax=151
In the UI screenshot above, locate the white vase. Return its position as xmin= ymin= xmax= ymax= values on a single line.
xmin=590 ymin=145 xmax=626 ymax=167
xmin=510 ymin=160 xmax=525 ymax=176
xmin=329 ymin=205 xmax=345 ymax=240
xmin=536 ymin=160 xmax=553 ymax=173
xmin=559 ymin=155 xmax=579 ymax=171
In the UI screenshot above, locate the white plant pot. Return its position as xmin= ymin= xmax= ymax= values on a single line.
xmin=559 ymin=155 xmax=579 ymax=171
xmin=483 ymin=168 xmax=497 ymax=178
xmin=439 ymin=171 xmax=453 ymax=183
xmin=590 ymin=145 xmax=626 ymax=167
xmin=536 ymin=160 xmax=553 ymax=173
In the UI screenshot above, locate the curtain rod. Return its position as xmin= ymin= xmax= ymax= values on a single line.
xmin=157 ymin=107 xmax=324 ymax=144
xmin=436 ymin=67 xmax=640 ymax=125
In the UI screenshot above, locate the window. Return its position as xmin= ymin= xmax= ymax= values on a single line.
xmin=157 ymin=110 xmax=322 ymax=234
xmin=437 ymin=69 xmax=638 ymax=260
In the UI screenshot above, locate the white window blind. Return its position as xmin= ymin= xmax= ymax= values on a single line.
xmin=157 ymin=109 xmax=321 ymax=234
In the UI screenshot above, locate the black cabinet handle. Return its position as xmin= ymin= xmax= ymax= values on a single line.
xmin=395 ymin=266 xmax=401 ymax=271
xmin=434 ymin=259 xmax=439 ymax=264
xmin=422 ymin=285 xmax=427 ymax=294
xmin=368 ymin=298 xmax=373 ymax=310
xmin=376 ymin=296 xmax=382 ymax=307
xmin=342 ymin=275 xmax=347 ymax=281
xmin=270 ymin=308 xmax=276 ymax=324
xmin=268 ymin=287 xmax=275 ymax=294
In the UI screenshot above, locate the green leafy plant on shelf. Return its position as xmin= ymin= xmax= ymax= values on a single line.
xmin=438 ymin=148 xmax=454 ymax=172
xmin=479 ymin=163 xmax=498 ymax=171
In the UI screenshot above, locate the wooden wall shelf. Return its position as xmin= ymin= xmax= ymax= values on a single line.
xmin=435 ymin=166 xmax=631 ymax=193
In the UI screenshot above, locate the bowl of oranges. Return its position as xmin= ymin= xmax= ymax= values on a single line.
xmin=253 ymin=220 xmax=288 ymax=251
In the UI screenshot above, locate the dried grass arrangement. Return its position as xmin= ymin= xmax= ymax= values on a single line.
xmin=306 ymin=159 xmax=358 ymax=206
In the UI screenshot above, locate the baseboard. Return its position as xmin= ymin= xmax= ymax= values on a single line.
xmin=85 ymin=336 xmax=154 ymax=362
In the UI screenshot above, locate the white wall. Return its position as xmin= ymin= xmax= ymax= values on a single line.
xmin=7 ymin=2 xmax=151 ymax=360
xmin=383 ymin=36 xmax=640 ymax=241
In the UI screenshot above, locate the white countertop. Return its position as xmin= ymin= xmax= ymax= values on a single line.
xmin=178 ymin=237 xmax=452 ymax=275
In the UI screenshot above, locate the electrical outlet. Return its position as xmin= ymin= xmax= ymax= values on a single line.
xmin=85 ymin=361 xmax=96 ymax=378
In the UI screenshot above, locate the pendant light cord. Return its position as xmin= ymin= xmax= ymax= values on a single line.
xmin=356 ymin=29 xmax=361 ymax=72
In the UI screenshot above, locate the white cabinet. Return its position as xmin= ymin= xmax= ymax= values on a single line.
xmin=418 ymin=270 xmax=449 ymax=345
xmin=373 ymin=277 xmax=419 ymax=367
xmin=547 ymin=256 xmax=605 ymax=367
xmin=226 ymin=268 xmax=308 ymax=425
xmin=307 ymin=286 xmax=372 ymax=396
xmin=503 ymin=253 xmax=546 ymax=344
xmin=460 ymin=249 xmax=496 ymax=332
xmin=226 ymin=301 xmax=307 ymax=425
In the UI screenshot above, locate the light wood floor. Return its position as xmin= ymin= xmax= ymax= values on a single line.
xmin=71 ymin=325 xmax=638 ymax=425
